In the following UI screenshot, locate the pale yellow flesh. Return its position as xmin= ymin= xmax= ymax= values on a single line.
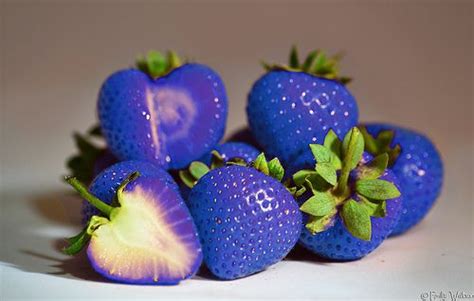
xmin=88 ymin=186 xmax=197 ymax=282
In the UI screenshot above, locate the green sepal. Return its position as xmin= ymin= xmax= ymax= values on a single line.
xmin=262 ymin=46 xmax=351 ymax=84
xmin=305 ymin=208 xmax=337 ymax=234
xmin=268 ymin=158 xmax=284 ymax=181
xmin=189 ymin=162 xmax=210 ymax=180
xmin=294 ymin=186 xmax=307 ymax=197
xmin=300 ymin=192 xmax=336 ymax=216
xmin=63 ymin=215 xmax=109 ymax=255
xmin=292 ymin=169 xmax=318 ymax=186
xmin=357 ymin=153 xmax=389 ymax=180
xmin=226 ymin=157 xmax=248 ymax=166
xmin=136 ymin=50 xmax=183 ymax=79
xmin=66 ymin=131 xmax=104 ymax=184
xmin=253 ymin=153 xmax=269 ymax=175
xmin=179 ymin=170 xmax=196 ymax=189
xmin=301 ymin=50 xmax=319 ymax=72
xmin=210 ymin=150 xmax=225 ymax=169
xmin=289 ymin=45 xmax=299 ymax=68
xmin=342 ymin=127 xmax=365 ymax=169
xmin=323 ymin=130 xmax=342 ymax=169
xmin=63 ymin=227 xmax=90 ymax=255
xmin=341 ymin=199 xmax=372 ymax=241
xmin=252 ymin=153 xmax=286 ymax=182
xmin=88 ymin=124 xmax=102 ymax=137
xmin=359 ymin=195 xmax=387 ymax=218
xmin=355 ymin=179 xmax=401 ymax=200
xmin=315 ymin=162 xmax=337 ymax=186
xmin=310 ymin=144 xmax=332 ymax=163
xmin=359 ymin=126 xmax=402 ymax=166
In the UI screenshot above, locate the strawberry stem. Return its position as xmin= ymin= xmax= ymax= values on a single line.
xmin=64 ymin=176 xmax=113 ymax=217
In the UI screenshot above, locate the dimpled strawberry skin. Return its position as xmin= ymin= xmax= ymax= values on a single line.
xmin=247 ymin=71 xmax=358 ymax=165
xmin=98 ymin=63 xmax=228 ymax=170
xmin=364 ymin=123 xmax=443 ymax=236
xmin=187 ymin=165 xmax=302 ymax=279
xmin=82 ymin=160 xmax=179 ymax=224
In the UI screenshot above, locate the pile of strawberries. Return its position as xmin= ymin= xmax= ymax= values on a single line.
xmin=64 ymin=48 xmax=443 ymax=284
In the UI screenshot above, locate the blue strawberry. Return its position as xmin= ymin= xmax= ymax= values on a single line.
xmin=63 ymin=166 xmax=202 ymax=284
xmin=288 ymin=128 xmax=402 ymax=260
xmin=247 ymin=47 xmax=358 ymax=165
xmin=198 ymin=142 xmax=260 ymax=165
xmin=82 ymin=160 xmax=178 ymax=224
xmin=360 ymin=123 xmax=443 ymax=236
xmin=98 ymin=51 xmax=228 ymax=170
xmin=177 ymin=142 xmax=260 ymax=201
xmin=186 ymin=154 xmax=302 ymax=279
xmin=226 ymin=127 xmax=262 ymax=150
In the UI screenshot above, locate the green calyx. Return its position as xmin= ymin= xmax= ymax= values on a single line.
xmin=291 ymin=127 xmax=401 ymax=241
xmin=136 ymin=50 xmax=182 ymax=79
xmin=62 ymin=172 xmax=139 ymax=255
xmin=66 ymin=124 xmax=105 ymax=184
xmin=179 ymin=151 xmax=286 ymax=189
xmin=358 ymin=125 xmax=401 ymax=166
xmin=261 ymin=46 xmax=351 ymax=84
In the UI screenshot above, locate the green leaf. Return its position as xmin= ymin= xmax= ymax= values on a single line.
xmin=341 ymin=199 xmax=372 ymax=241
xmin=355 ymin=179 xmax=401 ymax=200
xmin=146 ymin=51 xmax=167 ymax=78
xmin=304 ymin=174 xmax=332 ymax=194
xmin=63 ymin=227 xmax=90 ymax=255
xmin=377 ymin=130 xmax=395 ymax=151
xmin=166 ymin=50 xmax=181 ymax=70
xmin=323 ymin=130 xmax=342 ymax=170
xmin=268 ymin=158 xmax=284 ymax=181
xmin=292 ymin=169 xmax=317 ymax=186
xmin=359 ymin=125 xmax=381 ymax=154
xmin=302 ymin=50 xmax=319 ymax=72
xmin=342 ymin=127 xmax=365 ymax=169
xmin=300 ymin=192 xmax=336 ymax=216
xmin=63 ymin=215 xmax=108 ymax=255
xmin=179 ymin=170 xmax=196 ymax=188
xmin=358 ymin=126 xmax=401 ymax=167
xmin=253 ymin=153 xmax=269 ymax=175
xmin=210 ymin=150 xmax=225 ymax=169
xmin=289 ymin=45 xmax=299 ymax=68
xmin=226 ymin=157 xmax=248 ymax=166
xmin=387 ymin=144 xmax=401 ymax=166
xmin=359 ymin=196 xmax=387 ymax=218
xmin=324 ymin=130 xmax=342 ymax=157
xmin=313 ymin=52 xmax=328 ymax=74
xmin=189 ymin=161 xmax=210 ymax=180
xmin=87 ymin=124 xmax=102 ymax=137
xmin=315 ymin=162 xmax=337 ymax=186
xmin=358 ymin=153 xmax=389 ymax=180
xmin=310 ymin=144 xmax=332 ymax=163
xmin=305 ymin=209 xmax=337 ymax=234
xmin=294 ymin=186 xmax=307 ymax=197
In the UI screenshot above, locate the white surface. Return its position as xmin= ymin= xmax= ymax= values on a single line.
xmin=1 ymin=187 xmax=472 ymax=300
xmin=1 ymin=2 xmax=473 ymax=300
